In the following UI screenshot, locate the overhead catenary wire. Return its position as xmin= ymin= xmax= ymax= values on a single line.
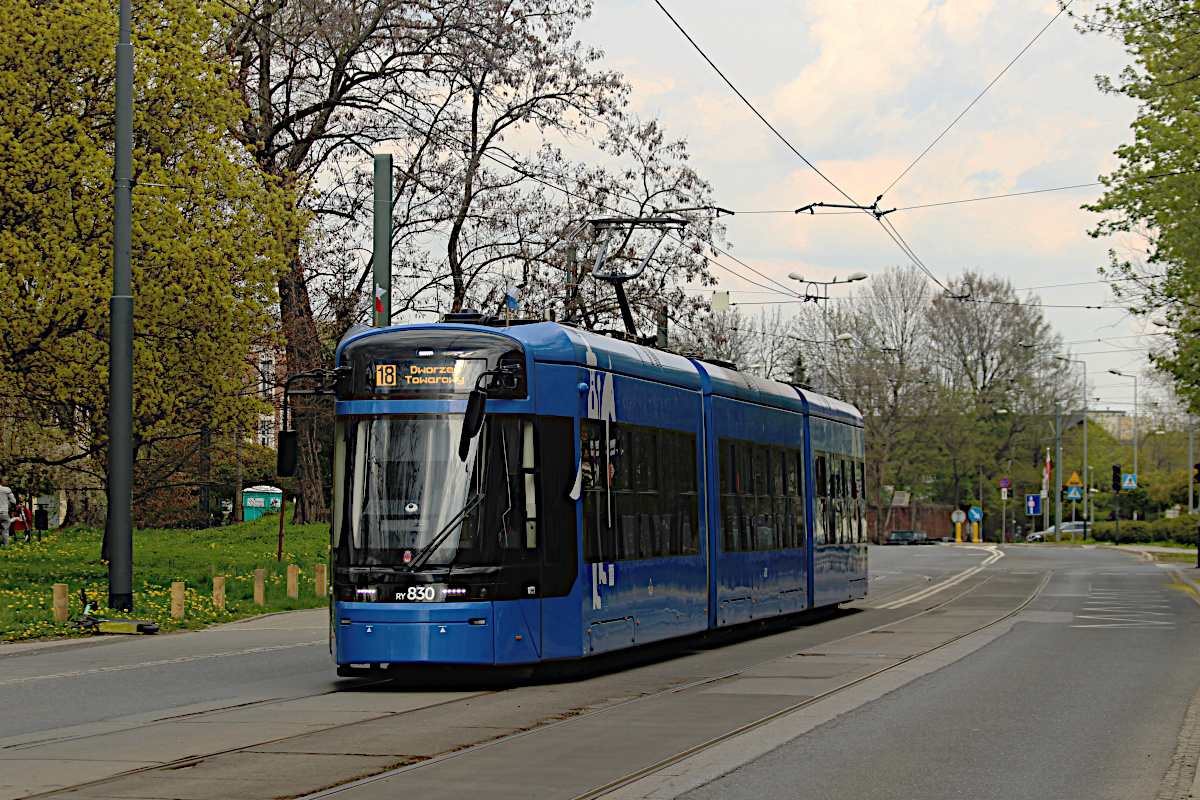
xmin=652 ymin=0 xmax=952 ymax=294
xmin=881 ymin=1 xmax=1073 ymax=197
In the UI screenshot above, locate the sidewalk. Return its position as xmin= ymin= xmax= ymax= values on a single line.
xmin=1110 ymin=544 xmax=1199 ymax=555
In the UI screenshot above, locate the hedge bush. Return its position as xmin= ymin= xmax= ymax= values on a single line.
xmin=1088 ymin=517 xmax=1197 ymax=545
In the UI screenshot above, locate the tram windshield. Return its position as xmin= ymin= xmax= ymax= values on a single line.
xmin=338 ymin=415 xmax=538 ymax=569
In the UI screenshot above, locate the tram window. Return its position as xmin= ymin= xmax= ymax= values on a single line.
xmin=720 ymin=441 xmax=740 ymax=553
xmin=753 ymin=448 xmax=767 ymax=497
xmin=718 ymin=438 xmax=807 ymax=552
xmin=635 ymin=430 xmax=658 ymax=493
xmin=859 ymin=460 xmax=868 ymax=543
xmin=813 ymin=454 xmax=828 ymax=546
xmin=610 ymin=429 xmax=632 ymax=491
xmin=583 ymin=421 xmax=699 ymax=562
xmin=718 ymin=440 xmax=732 ymax=494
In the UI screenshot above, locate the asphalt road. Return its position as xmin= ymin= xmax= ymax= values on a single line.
xmin=2 ymin=544 xmax=1197 ymax=800
xmin=682 ymin=548 xmax=1200 ymax=800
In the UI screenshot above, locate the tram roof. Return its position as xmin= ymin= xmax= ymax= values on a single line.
xmin=337 ymin=321 xmax=862 ymax=425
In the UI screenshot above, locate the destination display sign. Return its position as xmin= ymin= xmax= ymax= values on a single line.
xmin=372 ymin=357 xmax=486 ymax=395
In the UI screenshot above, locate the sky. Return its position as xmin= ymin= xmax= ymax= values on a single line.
xmin=574 ymin=0 xmax=1167 ymax=418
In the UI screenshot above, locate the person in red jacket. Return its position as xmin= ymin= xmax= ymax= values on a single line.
xmin=10 ymin=504 xmax=31 ymax=542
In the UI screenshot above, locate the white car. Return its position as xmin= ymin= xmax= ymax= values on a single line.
xmin=1027 ymin=522 xmax=1087 ymax=542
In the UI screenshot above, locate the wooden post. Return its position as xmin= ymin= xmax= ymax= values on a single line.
xmin=253 ymin=568 xmax=266 ymax=605
xmin=315 ymin=563 xmax=327 ymax=598
xmin=213 ymin=576 xmax=226 ymax=609
xmin=287 ymin=564 xmax=299 ymax=599
xmin=52 ymin=583 xmax=69 ymax=622
xmin=171 ymin=581 xmax=185 ymax=618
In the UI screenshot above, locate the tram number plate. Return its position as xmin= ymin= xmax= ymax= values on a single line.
xmin=393 ymin=586 xmax=468 ymax=602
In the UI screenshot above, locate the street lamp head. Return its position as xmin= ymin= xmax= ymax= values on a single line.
xmin=835 ymin=332 xmax=853 ymax=342
xmin=1109 ymin=369 xmax=1123 ymax=376
xmin=787 ymin=272 xmax=804 ymax=282
xmin=1151 ymin=318 xmax=1171 ymax=327
xmin=847 ymin=271 xmax=868 ymax=282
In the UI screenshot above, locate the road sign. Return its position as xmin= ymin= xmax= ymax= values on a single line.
xmin=968 ymin=506 xmax=983 ymax=522
xmin=1001 ymin=488 xmax=1008 ymax=500
xmin=1025 ymin=494 xmax=1041 ymax=516
xmin=951 ymin=509 xmax=967 ymax=524
xmin=1066 ymin=471 xmax=1083 ymax=488
xmin=1066 ymin=486 xmax=1082 ymax=500
xmin=1122 ymin=473 xmax=1138 ymax=490
xmin=998 ymin=477 xmax=1011 ymax=489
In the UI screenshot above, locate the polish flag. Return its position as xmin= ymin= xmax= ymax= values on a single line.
xmin=375 ymin=285 xmax=386 ymax=314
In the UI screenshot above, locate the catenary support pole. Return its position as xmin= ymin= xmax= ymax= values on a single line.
xmin=373 ymin=153 xmax=392 ymax=328
xmin=1082 ymin=362 xmax=1089 ymax=539
xmin=1055 ymin=403 xmax=1063 ymax=544
xmin=107 ymin=0 xmax=134 ymax=612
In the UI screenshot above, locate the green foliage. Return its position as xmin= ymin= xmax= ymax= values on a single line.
xmin=0 ymin=0 xmax=299 ymax=492
xmin=1089 ymin=515 xmax=1198 ymax=545
xmin=0 ymin=513 xmax=328 ymax=641
xmin=1077 ymin=2 xmax=1200 ymax=408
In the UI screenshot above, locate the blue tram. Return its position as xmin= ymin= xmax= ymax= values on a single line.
xmin=327 ymin=318 xmax=866 ymax=671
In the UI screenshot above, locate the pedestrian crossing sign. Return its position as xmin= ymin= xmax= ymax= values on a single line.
xmin=1066 ymin=486 xmax=1082 ymax=500
xmin=1122 ymin=473 xmax=1137 ymax=490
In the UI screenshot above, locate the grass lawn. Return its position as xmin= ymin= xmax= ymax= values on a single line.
xmin=0 ymin=511 xmax=329 ymax=642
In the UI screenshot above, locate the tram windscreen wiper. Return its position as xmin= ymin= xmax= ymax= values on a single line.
xmin=402 ymin=491 xmax=485 ymax=572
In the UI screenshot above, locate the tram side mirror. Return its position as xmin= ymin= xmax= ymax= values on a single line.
xmin=277 ymin=430 xmax=299 ymax=477
xmin=458 ymin=389 xmax=487 ymax=461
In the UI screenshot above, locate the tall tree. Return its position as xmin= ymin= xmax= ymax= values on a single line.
xmin=220 ymin=0 xmax=474 ymax=521
xmin=1075 ymin=1 xmax=1200 ymax=408
xmin=0 ymin=0 xmax=295 ymax=510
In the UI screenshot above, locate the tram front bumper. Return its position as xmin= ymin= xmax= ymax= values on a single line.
xmin=334 ymin=601 xmax=494 ymax=666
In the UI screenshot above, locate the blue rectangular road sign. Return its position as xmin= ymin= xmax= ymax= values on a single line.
xmin=1122 ymin=473 xmax=1138 ymax=490
xmin=1066 ymin=486 xmax=1082 ymax=500
xmin=1025 ymin=494 xmax=1042 ymax=516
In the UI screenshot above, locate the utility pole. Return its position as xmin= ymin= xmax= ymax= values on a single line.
xmin=1054 ymin=403 xmax=1063 ymax=544
xmin=372 ymin=153 xmax=392 ymax=328
xmin=107 ymin=0 xmax=135 ymax=611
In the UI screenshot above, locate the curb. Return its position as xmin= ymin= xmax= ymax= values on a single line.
xmin=1174 ymin=568 xmax=1200 ymax=597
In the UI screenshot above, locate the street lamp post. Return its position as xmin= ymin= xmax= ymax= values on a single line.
xmin=1057 ymin=356 xmax=1088 ymax=539
xmin=787 ymin=271 xmax=867 ymax=392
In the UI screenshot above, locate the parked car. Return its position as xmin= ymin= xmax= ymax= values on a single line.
xmin=1027 ymin=521 xmax=1088 ymax=542
xmin=886 ymin=530 xmax=929 ymax=545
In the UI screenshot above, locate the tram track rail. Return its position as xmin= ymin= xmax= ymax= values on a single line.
xmin=299 ymin=565 xmax=1026 ymax=800
xmin=21 ymin=558 xmax=1025 ymax=800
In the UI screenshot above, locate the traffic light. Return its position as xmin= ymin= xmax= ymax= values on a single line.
xmin=1112 ymin=464 xmax=1121 ymax=492
xmin=1194 ymin=463 xmax=1200 ymax=483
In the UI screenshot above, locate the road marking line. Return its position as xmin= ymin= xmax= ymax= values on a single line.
xmin=0 ymin=640 xmax=324 ymax=687
xmin=876 ymin=547 xmax=1002 ymax=609
xmin=877 ymin=568 xmax=983 ymax=609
